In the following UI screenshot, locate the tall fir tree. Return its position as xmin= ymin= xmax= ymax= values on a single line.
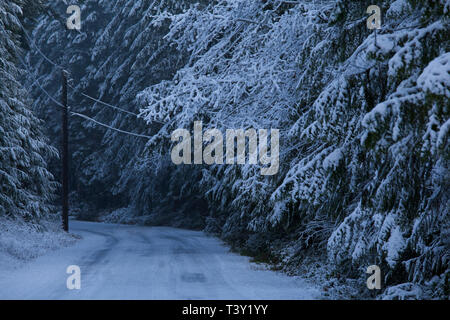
xmin=0 ymin=0 xmax=57 ymax=222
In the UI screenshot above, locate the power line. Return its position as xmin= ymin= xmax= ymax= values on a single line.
xmin=67 ymin=83 xmax=166 ymax=125
xmin=19 ymin=20 xmax=166 ymax=125
xmin=70 ymin=112 xmax=152 ymax=139
xmin=67 ymin=83 xmax=140 ymax=117
xmin=37 ymin=78 xmax=152 ymax=139
xmin=34 ymin=76 xmax=67 ymax=110
xmin=19 ymin=21 xmax=64 ymax=70
xmin=20 ymin=57 xmax=152 ymax=140
xmin=19 ymin=21 xmax=162 ymax=134
xmin=38 ymin=78 xmax=152 ymax=139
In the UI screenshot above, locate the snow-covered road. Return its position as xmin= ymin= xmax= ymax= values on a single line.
xmin=0 ymin=221 xmax=320 ymax=300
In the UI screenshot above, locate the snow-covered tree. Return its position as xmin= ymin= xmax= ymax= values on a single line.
xmin=139 ymin=0 xmax=449 ymax=296
xmin=0 ymin=0 xmax=57 ymax=221
xmin=26 ymin=0 xmax=193 ymax=217
xmin=26 ymin=0 xmax=448 ymax=297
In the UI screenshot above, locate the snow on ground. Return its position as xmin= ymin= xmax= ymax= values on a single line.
xmin=0 ymin=220 xmax=322 ymax=300
xmin=0 ymin=217 xmax=78 ymax=272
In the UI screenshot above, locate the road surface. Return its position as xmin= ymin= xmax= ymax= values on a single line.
xmin=0 ymin=221 xmax=320 ymax=300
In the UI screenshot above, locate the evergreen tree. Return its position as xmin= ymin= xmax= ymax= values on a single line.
xmin=26 ymin=0 xmax=193 ymax=219
xmin=140 ymin=0 xmax=449 ymax=295
xmin=26 ymin=0 xmax=448 ymax=297
xmin=0 ymin=0 xmax=57 ymax=222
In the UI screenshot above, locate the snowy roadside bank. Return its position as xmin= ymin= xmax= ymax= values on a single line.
xmin=0 ymin=218 xmax=79 ymax=272
xmin=244 ymin=238 xmax=448 ymax=300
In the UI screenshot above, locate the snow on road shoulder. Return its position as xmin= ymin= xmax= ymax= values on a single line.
xmin=0 ymin=217 xmax=79 ymax=272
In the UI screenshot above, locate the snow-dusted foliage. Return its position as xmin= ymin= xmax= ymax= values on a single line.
xmin=0 ymin=0 xmax=57 ymax=221
xmin=0 ymin=216 xmax=77 ymax=271
xmin=138 ymin=0 xmax=449 ymax=296
xmin=26 ymin=0 xmax=192 ymax=216
xmin=26 ymin=0 xmax=448 ymax=297
xmin=139 ymin=0 xmax=336 ymax=232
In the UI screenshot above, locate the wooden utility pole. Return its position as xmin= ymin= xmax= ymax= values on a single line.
xmin=374 ymin=29 xmax=378 ymax=48
xmin=62 ymin=70 xmax=69 ymax=232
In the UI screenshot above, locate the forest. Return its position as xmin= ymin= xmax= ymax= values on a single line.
xmin=0 ymin=0 xmax=448 ymax=299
